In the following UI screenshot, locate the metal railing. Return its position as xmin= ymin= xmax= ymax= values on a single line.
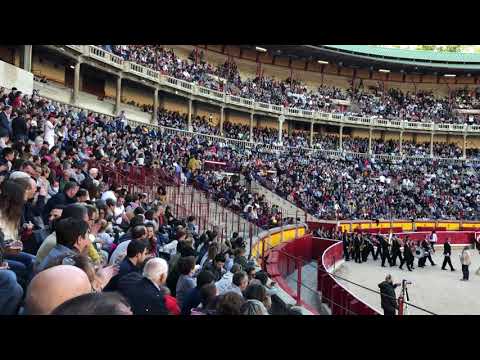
xmin=32 ymin=84 xmax=480 ymax=164
xmin=54 ymin=45 xmax=480 ymax=135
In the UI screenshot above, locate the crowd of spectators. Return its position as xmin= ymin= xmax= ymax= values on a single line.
xmin=153 ymin=105 xmax=478 ymax=159
xmin=0 ymin=88 xmax=291 ymax=315
xmin=3 ymin=83 xmax=480 ymax=315
xmin=100 ymin=45 xmax=480 ymax=125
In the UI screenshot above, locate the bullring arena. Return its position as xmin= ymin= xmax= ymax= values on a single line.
xmin=2 ymin=44 xmax=480 ymax=316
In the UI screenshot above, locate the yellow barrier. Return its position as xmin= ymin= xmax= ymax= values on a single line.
xmin=251 ymin=226 xmax=306 ymax=258
xmin=333 ymin=220 xmax=480 ymax=233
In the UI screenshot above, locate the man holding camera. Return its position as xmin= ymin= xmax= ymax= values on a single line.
xmin=378 ymin=274 xmax=400 ymax=316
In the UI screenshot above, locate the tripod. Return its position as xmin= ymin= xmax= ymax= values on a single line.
xmin=398 ymin=280 xmax=410 ymax=315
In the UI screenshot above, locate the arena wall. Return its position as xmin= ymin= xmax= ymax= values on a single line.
xmin=0 ymin=59 xmax=33 ymax=95
xmin=32 ymin=53 xmax=65 ymax=85
xmin=194 ymin=103 xmax=221 ymax=126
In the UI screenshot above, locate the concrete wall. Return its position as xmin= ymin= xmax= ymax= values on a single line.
xmin=32 ymin=53 xmax=65 ymax=84
xmin=0 ymin=59 xmax=33 ymax=94
xmin=195 ymin=103 xmax=221 ymax=126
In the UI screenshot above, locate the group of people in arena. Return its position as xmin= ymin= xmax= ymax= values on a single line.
xmin=317 ymin=228 xmax=477 ymax=281
xmin=1 ymin=87 xmax=312 ymax=315
xmin=100 ymin=45 xmax=480 ymax=124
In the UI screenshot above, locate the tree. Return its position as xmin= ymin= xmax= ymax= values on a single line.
xmin=416 ymin=45 xmax=468 ymax=52
xmin=416 ymin=45 xmax=437 ymax=51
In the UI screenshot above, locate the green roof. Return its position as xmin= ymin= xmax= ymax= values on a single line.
xmin=322 ymin=45 xmax=480 ymax=70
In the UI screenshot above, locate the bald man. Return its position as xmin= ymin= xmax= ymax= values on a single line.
xmin=25 ymin=265 xmax=92 ymax=315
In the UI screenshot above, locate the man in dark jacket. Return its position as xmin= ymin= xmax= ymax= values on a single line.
xmin=204 ymin=253 xmax=226 ymax=282
xmin=378 ymin=274 xmax=400 ymax=316
xmin=104 ymin=238 xmax=148 ymax=291
xmin=42 ymin=181 xmax=79 ymax=223
xmin=342 ymin=232 xmax=350 ymax=261
xmin=117 ymin=259 xmax=169 ymax=315
xmin=0 ymin=105 xmax=12 ymax=139
xmin=441 ymin=238 xmax=455 ymax=271
xmin=390 ymin=237 xmax=403 ymax=267
xmin=379 ymin=236 xmax=391 ymax=267
xmin=11 ymin=110 xmax=28 ymax=143
xmin=180 ymin=270 xmax=215 ymax=315
xmin=399 ymin=240 xmax=414 ymax=271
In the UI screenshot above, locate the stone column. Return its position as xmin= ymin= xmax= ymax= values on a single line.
xmin=430 ymin=132 xmax=434 ymax=158
xmin=278 ymin=115 xmax=285 ymax=145
xmin=368 ymin=128 xmax=373 ymax=154
xmin=339 ymin=125 xmax=344 ymax=151
xmin=220 ymin=106 xmax=225 ymax=136
xmin=188 ymin=98 xmax=193 ymax=131
xmin=399 ymin=131 xmax=404 ymax=155
xmin=23 ymin=45 xmax=32 ymax=72
xmin=152 ymin=87 xmax=159 ymax=124
xmin=115 ymin=74 xmax=122 ymax=115
xmin=72 ymin=60 xmax=82 ymax=105
xmin=309 ymin=121 xmax=314 ymax=148
xmin=249 ymin=112 xmax=254 ymax=142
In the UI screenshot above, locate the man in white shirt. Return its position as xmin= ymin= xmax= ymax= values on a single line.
xmin=43 ymin=114 xmax=56 ymax=150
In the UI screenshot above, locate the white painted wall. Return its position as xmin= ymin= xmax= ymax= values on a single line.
xmin=0 ymin=59 xmax=33 ymax=94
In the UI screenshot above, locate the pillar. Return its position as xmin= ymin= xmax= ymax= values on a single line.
xmin=115 ymin=74 xmax=122 ymax=115
xmin=430 ymin=132 xmax=434 ymax=158
xmin=23 ymin=45 xmax=32 ymax=72
xmin=152 ymin=87 xmax=159 ymax=124
xmin=339 ymin=125 xmax=344 ymax=151
xmin=278 ymin=115 xmax=284 ymax=145
xmin=463 ymin=134 xmax=467 ymax=159
xmin=72 ymin=60 xmax=82 ymax=105
xmin=220 ymin=106 xmax=224 ymax=136
xmin=368 ymin=128 xmax=373 ymax=154
xmin=249 ymin=112 xmax=254 ymax=142
xmin=159 ymin=94 xmax=165 ymax=110
xmin=309 ymin=121 xmax=314 ymax=148
xmin=399 ymin=131 xmax=403 ymax=155
xmin=188 ymin=98 xmax=193 ymax=131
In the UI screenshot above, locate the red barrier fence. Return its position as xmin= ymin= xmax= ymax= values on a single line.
xmin=320 ymin=241 xmax=379 ymax=315
xmin=266 ymin=234 xmax=380 ymax=315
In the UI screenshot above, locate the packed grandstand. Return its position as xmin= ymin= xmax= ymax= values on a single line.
xmin=0 ymin=44 xmax=480 ymax=316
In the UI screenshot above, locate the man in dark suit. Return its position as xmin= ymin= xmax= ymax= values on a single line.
xmin=399 ymin=239 xmax=414 ymax=271
xmin=353 ymin=235 xmax=362 ymax=263
xmin=373 ymin=235 xmax=382 ymax=261
xmin=390 ymin=237 xmax=403 ymax=267
xmin=342 ymin=232 xmax=350 ymax=261
xmin=419 ymin=239 xmax=436 ymax=267
xmin=362 ymin=235 xmax=375 ymax=262
xmin=378 ymin=274 xmax=400 ymax=316
xmin=441 ymin=238 xmax=455 ymax=271
xmin=379 ymin=235 xmax=391 ymax=267
xmin=118 ymin=257 xmax=170 ymax=315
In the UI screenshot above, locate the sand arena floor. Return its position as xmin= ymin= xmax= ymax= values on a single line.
xmin=333 ymin=249 xmax=480 ymax=315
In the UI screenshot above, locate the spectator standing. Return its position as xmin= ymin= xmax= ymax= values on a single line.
xmin=460 ymin=246 xmax=471 ymax=281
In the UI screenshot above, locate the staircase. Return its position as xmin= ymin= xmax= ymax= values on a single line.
xmin=166 ymin=183 xmax=261 ymax=256
xmin=249 ymin=178 xmax=319 ymax=222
